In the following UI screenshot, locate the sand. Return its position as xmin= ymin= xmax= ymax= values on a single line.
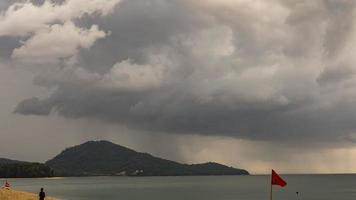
xmin=0 ymin=188 xmax=59 ymax=200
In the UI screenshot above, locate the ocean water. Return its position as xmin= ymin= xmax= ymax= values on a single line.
xmin=3 ymin=175 xmax=356 ymax=200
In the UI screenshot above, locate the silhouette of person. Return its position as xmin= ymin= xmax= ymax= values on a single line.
xmin=39 ymin=188 xmax=46 ymax=200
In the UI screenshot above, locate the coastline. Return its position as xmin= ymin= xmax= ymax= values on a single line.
xmin=0 ymin=188 xmax=58 ymax=200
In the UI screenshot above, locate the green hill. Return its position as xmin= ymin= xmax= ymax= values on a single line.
xmin=46 ymin=140 xmax=249 ymax=176
xmin=0 ymin=159 xmax=53 ymax=178
xmin=0 ymin=158 xmax=24 ymax=165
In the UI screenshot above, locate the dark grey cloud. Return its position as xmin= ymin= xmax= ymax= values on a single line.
xmin=15 ymin=97 xmax=52 ymax=115
xmin=0 ymin=0 xmax=13 ymax=10
xmin=9 ymin=0 xmax=356 ymax=144
xmin=0 ymin=36 xmax=21 ymax=60
xmin=76 ymin=0 xmax=214 ymax=73
xmin=317 ymin=65 xmax=354 ymax=85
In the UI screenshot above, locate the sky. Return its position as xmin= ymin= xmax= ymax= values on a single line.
xmin=1 ymin=0 xmax=356 ymax=174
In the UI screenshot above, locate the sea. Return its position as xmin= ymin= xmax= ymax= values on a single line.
xmin=3 ymin=175 xmax=356 ymax=200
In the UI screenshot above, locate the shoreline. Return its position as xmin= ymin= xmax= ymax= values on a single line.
xmin=0 ymin=188 xmax=59 ymax=200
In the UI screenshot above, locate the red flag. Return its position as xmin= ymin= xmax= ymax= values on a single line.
xmin=271 ymin=169 xmax=287 ymax=187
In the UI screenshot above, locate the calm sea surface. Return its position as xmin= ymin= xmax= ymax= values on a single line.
xmin=3 ymin=175 xmax=356 ymax=200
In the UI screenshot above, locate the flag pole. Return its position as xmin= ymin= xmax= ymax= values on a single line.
xmin=270 ymin=169 xmax=273 ymax=200
xmin=270 ymin=179 xmax=273 ymax=200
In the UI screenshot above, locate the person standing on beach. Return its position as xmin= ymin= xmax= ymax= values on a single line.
xmin=2 ymin=180 xmax=11 ymax=189
xmin=39 ymin=188 xmax=46 ymax=200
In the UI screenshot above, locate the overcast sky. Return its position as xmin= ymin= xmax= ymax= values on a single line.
xmin=1 ymin=0 xmax=356 ymax=174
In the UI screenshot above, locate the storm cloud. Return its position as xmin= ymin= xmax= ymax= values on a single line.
xmin=4 ymin=0 xmax=356 ymax=144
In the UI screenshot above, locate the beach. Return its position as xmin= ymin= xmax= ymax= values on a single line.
xmin=0 ymin=188 xmax=58 ymax=200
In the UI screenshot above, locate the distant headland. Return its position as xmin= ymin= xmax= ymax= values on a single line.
xmin=0 ymin=140 xmax=249 ymax=177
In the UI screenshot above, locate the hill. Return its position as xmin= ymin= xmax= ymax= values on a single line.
xmin=0 ymin=158 xmax=53 ymax=178
xmin=46 ymin=140 xmax=249 ymax=176
xmin=0 ymin=158 xmax=24 ymax=165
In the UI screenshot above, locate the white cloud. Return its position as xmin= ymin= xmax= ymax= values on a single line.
xmin=173 ymin=25 xmax=235 ymax=58
xmin=12 ymin=22 xmax=107 ymax=64
xmin=0 ymin=0 xmax=121 ymax=37
xmin=100 ymin=60 xmax=165 ymax=92
xmin=0 ymin=0 xmax=120 ymax=65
